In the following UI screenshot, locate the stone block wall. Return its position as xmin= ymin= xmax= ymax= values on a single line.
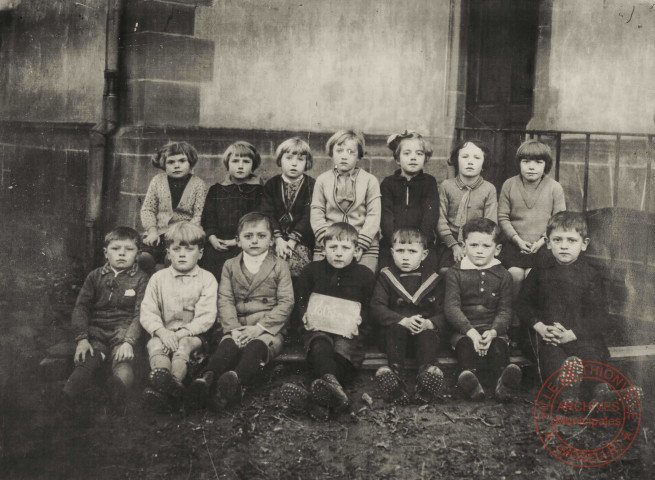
xmin=0 ymin=121 xmax=91 ymax=272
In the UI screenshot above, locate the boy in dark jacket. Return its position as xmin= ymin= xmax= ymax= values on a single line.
xmin=515 ymin=211 xmax=621 ymax=404
xmin=445 ymin=218 xmax=521 ymax=402
xmin=63 ymin=227 xmax=148 ymax=414
xmin=281 ymin=223 xmax=375 ymax=419
xmin=371 ymin=228 xmax=446 ymax=405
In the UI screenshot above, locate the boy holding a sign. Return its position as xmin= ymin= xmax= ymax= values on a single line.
xmin=281 ymin=223 xmax=375 ymax=419
xmin=371 ymin=228 xmax=446 ymax=405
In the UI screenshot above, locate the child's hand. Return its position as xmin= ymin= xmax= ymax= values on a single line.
xmin=275 ymin=238 xmax=289 ymax=259
xmin=209 ymin=236 xmax=228 ymax=251
xmin=174 ymin=328 xmax=191 ymax=340
xmin=466 ymin=328 xmax=484 ymax=354
xmin=513 ymin=235 xmax=532 ymax=254
xmin=478 ymin=329 xmax=497 ymax=356
xmin=551 ymin=322 xmax=577 ymax=345
xmin=233 ymin=325 xmax=264 ymax=346
xmin=534 ymin=322 xmax=559 ymax=345
xmin=156 ymin=327 xmax=178 ymax=351
xmin=399 ymin=315 xmax=423 ymax=334
xmin=529 ymin=237 xmax=546 ymax=254
xmin=286 ymin=239 xmax=297 ymax=257
xmin=114 ymin=342 xmax=134 ymax=362
xmin=354 ymin=247 xmax=364 ymax=262
xmin=452 ymin=244 xmax=465 ymax=263
xmin=74 ymin=339 xmax=94 ymax=365
xmin=143 ymin=230 xmax=160 ymax=247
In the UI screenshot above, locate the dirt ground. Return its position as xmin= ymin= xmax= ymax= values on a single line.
xmin=1 ymin=261 xmax=654 ymax=480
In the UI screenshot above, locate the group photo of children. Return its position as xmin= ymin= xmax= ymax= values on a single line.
xmin=65 ymin=129 xmax=642 ymax=425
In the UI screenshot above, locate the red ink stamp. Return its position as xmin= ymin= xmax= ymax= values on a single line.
xmin=534 ymin=361 xmax=641 ymax=467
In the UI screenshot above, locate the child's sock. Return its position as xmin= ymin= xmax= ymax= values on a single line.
xmin=150 ymin=353 xmax=172 ymax=371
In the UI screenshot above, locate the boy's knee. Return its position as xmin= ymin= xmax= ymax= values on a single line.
xmin=147 ymin=337 xmax=166 ymax=356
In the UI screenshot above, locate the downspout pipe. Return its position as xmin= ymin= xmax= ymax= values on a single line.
xmin=85 ymin=0 xmax=124 ymax=270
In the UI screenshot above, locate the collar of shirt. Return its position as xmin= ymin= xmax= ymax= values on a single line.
xmin=168 ymin=265 xmax=200 ymax=278
xmin=219 ymin=174 xmax=262 ymax=186
xmin=281 ymin=174 xmax=304 ymax=186
xmin=395 ymin=169 xmax=424 ymax=182
xmin=455 ymin=175 xmax=484 ymax=191
xmin=101 ymin=262 xmax=138 ymax=277
xmin=460 ymin=256 xmax=501 ymax=271
xmin=332 ymin=167 xmax=360 ymax=179
xmin=243 ymin=251 xmax=269 ymax=274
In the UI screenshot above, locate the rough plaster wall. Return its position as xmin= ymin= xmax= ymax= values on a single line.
xmin=196 ymin=0 xmax=451 ymax=135
xmin=549 ymin=0 xmax=655 ymax=133
xmin=0 ymin=0 xmax=106 ymax=122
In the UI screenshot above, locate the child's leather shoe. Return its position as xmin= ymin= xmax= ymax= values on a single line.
xmin=415 ymin=365 xmax=444 ymax=404
xmin=457 ymin=370 xmax=485 ymax=401
xmin=143 ymin=387 xmax=175 ymax=413
xmin=214 ymin=371 xmax=242 ymax=410
xmin=149 ymin=368 xmax=184 ymax=399
xmin=555 ymin=356 xmax=583 ymax=413
xmin=280 ymin=383 xmax=329 ymax=422
xmin=375 ymin=366 xmax=410 ymax=406
xmin=185 ymin=371 xmax=214 ymax=411
xmin=311 ymin=374 xmax=350 ymax=412
xmin=494 ymin=364 xmax=522 ymax=403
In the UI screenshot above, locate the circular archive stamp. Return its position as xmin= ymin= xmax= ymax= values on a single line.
xmin=534 ymin=361 xmax=641 ymax=467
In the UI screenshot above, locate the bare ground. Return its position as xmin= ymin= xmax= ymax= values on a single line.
xmin=1 ymin=263 xmax=653 ymax=480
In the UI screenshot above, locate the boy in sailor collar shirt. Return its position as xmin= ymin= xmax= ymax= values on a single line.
xmin=371 ymin=228 xmax=446 ymax=405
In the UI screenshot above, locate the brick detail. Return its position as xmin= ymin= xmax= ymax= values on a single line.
xmin=123 ymin=32 xmax=214 ymax=83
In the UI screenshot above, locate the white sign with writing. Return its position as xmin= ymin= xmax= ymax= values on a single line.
xmin=304 ymin=293 xmax=362 ymax=339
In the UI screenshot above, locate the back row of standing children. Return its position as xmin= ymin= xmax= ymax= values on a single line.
xmin=65 ymin=129 xmax=636 ymax=419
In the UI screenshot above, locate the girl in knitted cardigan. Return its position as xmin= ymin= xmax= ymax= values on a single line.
xmin=140 ymin=142 xmax=208 ymax=273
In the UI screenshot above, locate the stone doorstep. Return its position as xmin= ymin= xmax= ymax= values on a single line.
xmin=40 ymin=342 xmax=655 ymax=382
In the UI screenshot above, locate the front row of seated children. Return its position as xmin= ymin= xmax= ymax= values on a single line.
xmin=63 ymin=211 xmax=641 ymax=420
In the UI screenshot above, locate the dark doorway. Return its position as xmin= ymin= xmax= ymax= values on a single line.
xmin=463 ymin=0 xmax=540 ymax=188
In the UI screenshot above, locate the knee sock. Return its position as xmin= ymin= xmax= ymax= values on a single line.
xmin=386 ymin=323 xmax=409 ymax=370
xmin=150 ymin=353 xmax=172 ymax=372
xmin=455 ymin=337 xmax=478 ymax=372
xmin=171 ymin=353 xmax=190 ymax=383
xmin=204 ymin=337 xmax=241 ymax=379
xmin=309 ymin=338 xmax=345 ymax=382
xmin=487 ymin=338 xmax=509 ymax=378
xmin=234 ymin=339 xmax=268 ymax=384
xmin=415 ymin=329 xmax=440 ymax=368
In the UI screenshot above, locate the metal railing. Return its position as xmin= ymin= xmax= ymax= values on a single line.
xmin=454 ymin=127 xmax=654 ymax=214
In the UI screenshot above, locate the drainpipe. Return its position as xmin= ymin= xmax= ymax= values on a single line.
xmin=85 ymin=0 xmax=124 ymax=270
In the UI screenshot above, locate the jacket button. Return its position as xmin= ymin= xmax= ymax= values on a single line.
xmin=262 ymin=298 xmax=268 ymax=303
xmin=480 ymin=288 xmax=484 ymax=292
